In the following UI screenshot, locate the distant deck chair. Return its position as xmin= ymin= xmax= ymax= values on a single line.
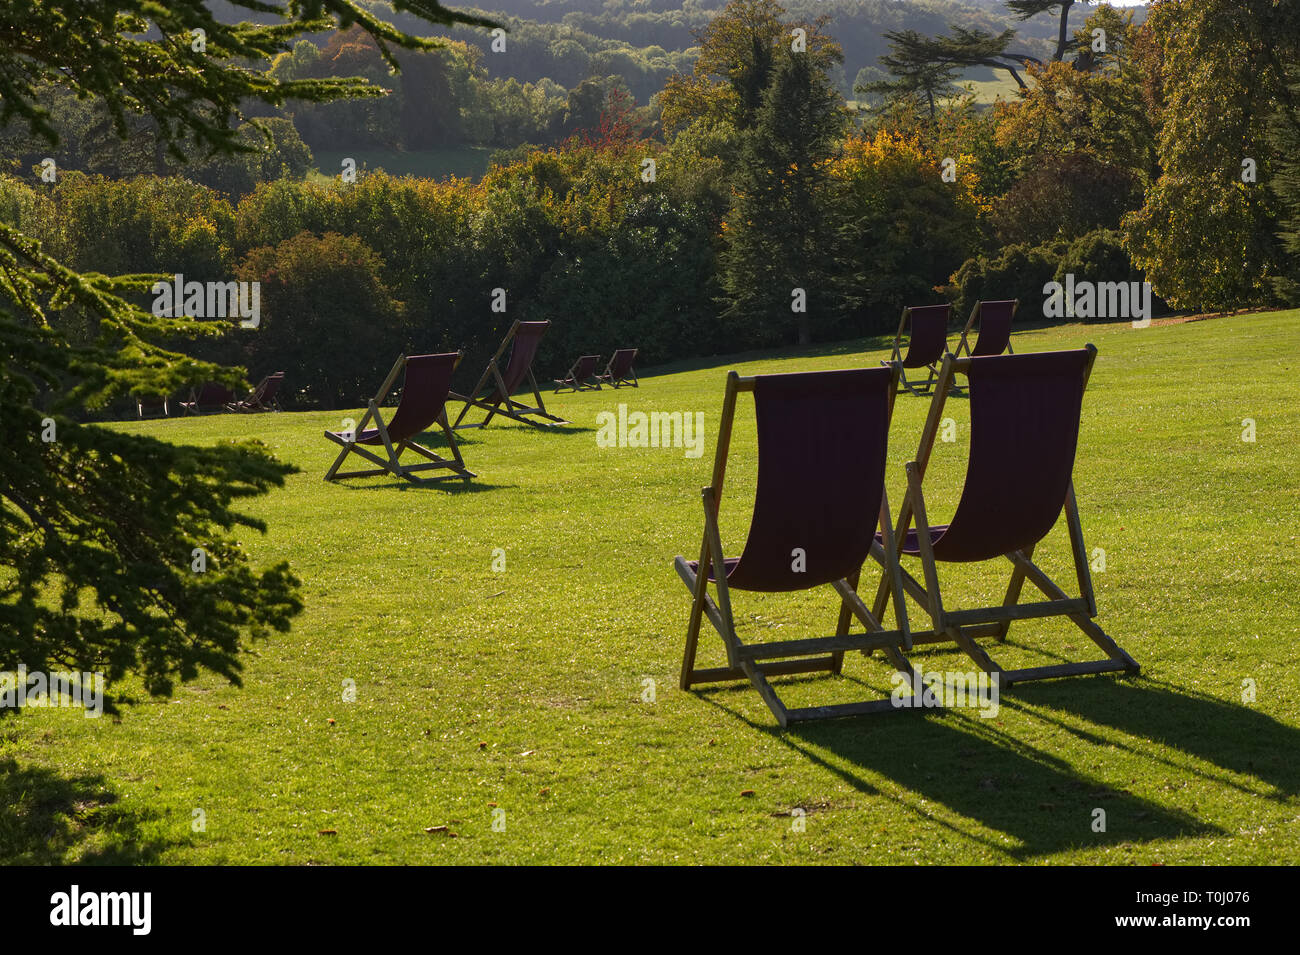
xmin=324 ymin=352 xmax=474 ymax=485
xmin=135 ymin=395 xmax=169 ymax=419
xmin=180 ymin=382 xmax=236 ymax=415
xmin=868 ymin=346 xmax=1139 ymax=686
xmin=674 ymin=365 xmax=917 ymax=727
xmin=598 ymin=348 xmax=638 ymax=389
xmin=882 ymin=304 xmax=952 ymax=396
xmin=231 ymin=372 xmax=285 ymax=412
xmin=451 ymin=320 xmax=568 ymax=429
xmin=954 ymin=300 xmax=1017 ymax=358
xmin=554 ymin=354 xmax=602 ymax=392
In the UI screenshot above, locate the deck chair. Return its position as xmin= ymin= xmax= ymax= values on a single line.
xmin=180 ymin=382 xmax=236 ymax=415
xmin=554 ymin=355 xmax=602 ymax=392
xmin=324 ymin=352 xmax=474 ymax=485
xmin=868 ymin=346 xmax=1139 ymax=686
xmin=954 ymin=300 xmax=1017 ymax=358
xmin=451 ymin=320 xmax=568 ymax=429
xmin=882 ymin=304 xmax=952 ymax=396
xmin=231 ymin=372 xmax=284 ymax=412
xmin=598 ymin=348 xmax=638 ymax=389
xmin=674 ymin=365 xmax=918 ymax=727
xmin=135 ymin=395 xmax=169 ymax=419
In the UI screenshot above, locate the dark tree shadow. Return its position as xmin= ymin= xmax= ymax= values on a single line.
xmin=0 ymin=757 xmax=169 ymax=864
xmin=696 ymin=674 xmax=1217 ymax=860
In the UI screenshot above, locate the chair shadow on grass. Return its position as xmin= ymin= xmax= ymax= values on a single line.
xmin=1011 ymin=677 xmax=1300 ymax=800
xmin=696 ymin=672 xmax=1218 ymax=860
xmin=0 ymin=757 xmax=169 ymax=864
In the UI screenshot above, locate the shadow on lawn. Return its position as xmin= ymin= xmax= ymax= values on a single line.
xmin=0 ymin=757 xmax=168 ymax=864
xmin=700 ymin=676 xmax=1217 ymax=860
xmin=1013 ymin=678 xmax=1300 ymax=799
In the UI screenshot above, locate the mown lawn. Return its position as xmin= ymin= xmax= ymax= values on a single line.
xmin=3 ymin=310 xmax=1298 ymax=864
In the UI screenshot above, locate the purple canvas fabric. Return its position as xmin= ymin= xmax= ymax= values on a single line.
xmin=904 ymin=348 xmax=1089 ymax=563
xmin=355 ymin=353 xmax=457 ymax=445
xmin=902 ymin=305 xmax=951 ymax=368
xmin=692 ymin=367 xmax=893 ymax=593
xmin=608 ymin=348 xmax=637 ymax=378
xmin=486 ymin=322 xmax=549 ymax=401
xmin=971 ymin=300 xmax=1016 ymax=357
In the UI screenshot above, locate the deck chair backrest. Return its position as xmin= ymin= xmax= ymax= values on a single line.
xmin=496 ymin=322 xmax=549 ymax=396
xmin=727 ymin=367 xmax=894 ymax=593
xmin=370 ymin=353 xmax=459 ymax=444
xmin=574 ymin=355 xmax=599 ymax=378
xmin=196 ymin=382 xmax=235 ymax=405
xmin=971 ymin=300 xmax=1016 ymax=356
xmin=901 ymin=305 xmax=951 ymax=368
xmin=932 ymin=348 xmax=1091 ymax=563
xmin=609 ymin=348 xmax=637 ymax=377
xmin=258 ymin=372 xmax=285 ymax=403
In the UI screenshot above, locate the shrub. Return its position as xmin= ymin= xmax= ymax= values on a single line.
xmin=234 ymin=231 xmax=407 ymax=409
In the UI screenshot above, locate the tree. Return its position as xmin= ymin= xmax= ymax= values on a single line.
xmin=1125 ymin=0 xmax=1299 ymax=311
xmin=0 ymin=0 xmax=495 ymax=712
xmin=719 ymin=17 xmax=848 ymax=345
xmin=1269 ymin=76 xmax=1300 ymax=302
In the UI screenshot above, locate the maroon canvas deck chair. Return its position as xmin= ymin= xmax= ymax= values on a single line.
xmin=598 ymin=348 xmax=638 ymax=389
xmin=324 ymin=352 xmax=475 ymax=485
xmin=180 ymin=382 xmax=236 ymax=415
xmin=554 ymin=354 xmax=602 ymax=393
xmin=451 ymin=320 xmax=568 ymax=429
xmin=231 ymin=372 xmax=285 ymax=413
xmin=954 ymin=299 xmax=1017 ymax=358
xmin=135 ymin=395 xmax=169 ymax=419
xmin=882 ymin=304 xmax=952 ymax=396
xmin=674 ymin=365 xmax=918 ymax=727
xmin=868 ymin=345 xmax=1139 ymax=686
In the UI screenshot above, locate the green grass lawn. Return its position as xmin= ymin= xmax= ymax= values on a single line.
xmin=3 ymin=311 xmax=1299 ymax=864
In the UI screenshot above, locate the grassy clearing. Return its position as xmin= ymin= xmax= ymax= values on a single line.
xmin=3 ymin=311 xmax=1299 ymax=864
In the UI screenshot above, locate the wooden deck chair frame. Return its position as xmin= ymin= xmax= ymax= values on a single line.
xmin=324 ymin=352 xmax=475 ymax=485
xmin=867 ymin=346 xmax=1139 ymax=686
xmin=953 ymin=299 xmax=1017 ymax=359
xmin=135 ymin=395 xmax=169 ymax=419
xmin=554 ymin=354 xmax=603 ymax=393
xmin=230 ymin=372 xmax=284 ymax=413
xmin=451 ymin=320 xmax=569 ymax=430
xmin=675 ymin=364 xmax=919 ymax=728
xmin=883 ymin=304 xmax=952 ymax=397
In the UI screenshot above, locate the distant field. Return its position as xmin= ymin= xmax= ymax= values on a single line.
xmin=309 ymin=146 xmax=494 ymax=183
xmin=2 ymin=311 xmax=1299 ymax=864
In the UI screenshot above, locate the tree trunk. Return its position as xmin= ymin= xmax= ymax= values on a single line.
xmin=1054 ymin=0 xmax=1076 ymax=62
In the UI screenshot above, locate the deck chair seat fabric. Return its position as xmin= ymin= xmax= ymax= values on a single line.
xmin=719 ymin=369 xmax=892 ymax=592
xmin=969 ymin=300 xmax=1016 ymax=357
xmin=346 ymin=354 xmax=458 ymax=446
xmin=899 ymin=305 xmax=950 ymax=368
xmin=929 ymin=349 xmax=1087 ymax=561
xmin=489 ymin=322 xmax=548 ymax=401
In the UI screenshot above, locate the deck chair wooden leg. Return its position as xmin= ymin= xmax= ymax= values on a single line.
xmin=680 ymin=532 xmax=712 ymax=690
xmin=995 ymin=543 xmax=1035 ymax=640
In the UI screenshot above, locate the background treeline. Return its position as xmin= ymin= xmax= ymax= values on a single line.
xmin=4 ymin=0 xmax=1299 ymax=420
